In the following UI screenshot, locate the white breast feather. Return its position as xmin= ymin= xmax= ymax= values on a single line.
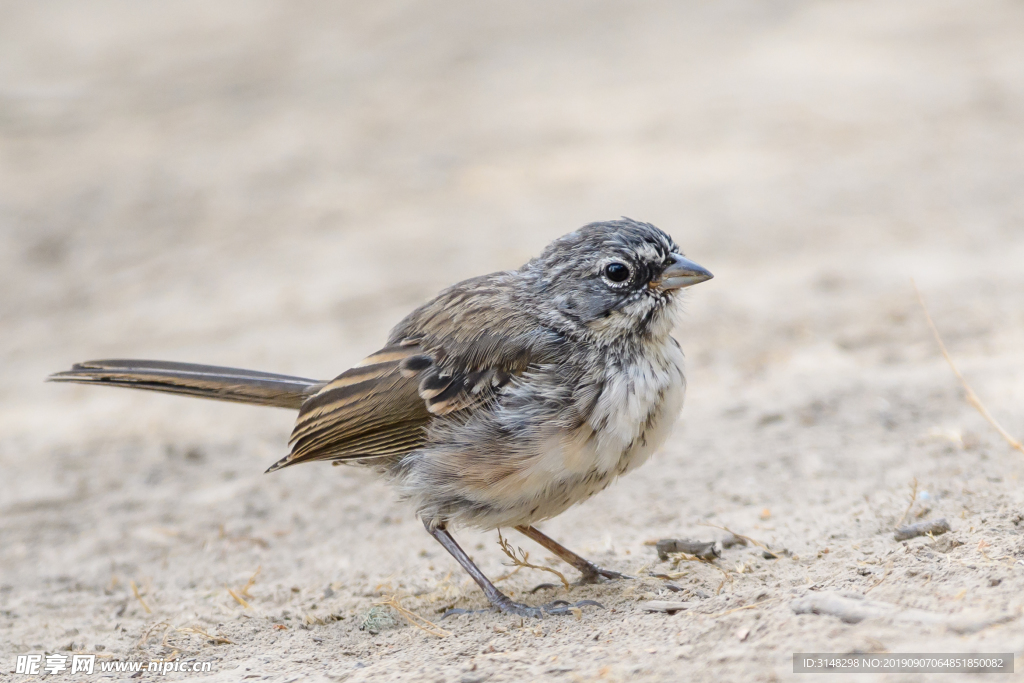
xmin=497 ymin=337 xmax=686 ymax=524
xmin=586 ymin=337 xmax=686 ymax=476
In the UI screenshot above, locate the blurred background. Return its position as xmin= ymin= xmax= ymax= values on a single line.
xmin=3 ymin=1 xmax=1021 ymax=380
xmin=2 ymin=1 xmax=1023 ymax=678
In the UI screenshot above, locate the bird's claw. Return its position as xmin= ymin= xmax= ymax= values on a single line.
xmin=495 ymin=598 xmax=605 ymax=618
xmin=578 ymin=567 xmax=634 ymax=584
xmin=528 ymin=582 xmax=559 ymax=594
xmin=443 ymin=599 xmax=605 ymax=619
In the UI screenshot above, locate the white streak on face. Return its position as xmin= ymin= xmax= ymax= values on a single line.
xmin=633 ymin=242 xmax=663 ymax=264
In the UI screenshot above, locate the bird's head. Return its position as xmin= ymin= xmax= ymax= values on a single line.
xmin=523 ymin=218 xmax=713 ymax=343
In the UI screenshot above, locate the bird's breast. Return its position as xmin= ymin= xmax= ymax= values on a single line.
xmin=508 ymin=336 xmax=687 ymax=513
xmin=576 ymin=336 xmax=686 ymax=476
xmin=401 ymin=335 xmax=687 ymax=529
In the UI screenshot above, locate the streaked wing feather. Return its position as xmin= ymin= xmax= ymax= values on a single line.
xmin=419 ymin=367 xmax=511 ymax=415
xmin=266 ymin=274 xmax=565 ymax=472
xmin=303 ymin=419 xmax=427 ymax=460
xmin=267 ymin=346 xmax=430 ymax=471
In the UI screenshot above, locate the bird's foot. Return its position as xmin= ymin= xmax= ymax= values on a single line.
xmin=496 ymin=598 xmax=605 ymax=618
xmin=529 ymin=566 xmax=632 ymax=590
xmin=442 ymin=598 xmax=604 ymax=620
xmin=577 ymin=566 xmax=634 ymax=584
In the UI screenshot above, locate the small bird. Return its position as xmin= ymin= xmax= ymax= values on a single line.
xmin=50 ymin=218 xmax=712 ymax=617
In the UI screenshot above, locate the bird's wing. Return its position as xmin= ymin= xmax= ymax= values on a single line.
xmin=267 ymin=343 xmax=431 ymax=471
xmin=267 ymin=274 xmax=565 ymax=472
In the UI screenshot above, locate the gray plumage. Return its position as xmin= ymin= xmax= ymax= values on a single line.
xmin=49 ymin=359 xmax=324 ymax=409
xmin=49 ymin=218 xmax=712 ymax=617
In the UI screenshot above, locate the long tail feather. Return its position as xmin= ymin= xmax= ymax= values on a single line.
xmin=48 ymin=359 xmax=326 ymax=409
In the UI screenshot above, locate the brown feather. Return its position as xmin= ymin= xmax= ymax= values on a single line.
xmin=267 ymin=277 xmax=565 ymax=471
xmin=48 ymin=359 xmax=324 ymax=409
xmin=267 ymin=345 xmax=432 ymax=471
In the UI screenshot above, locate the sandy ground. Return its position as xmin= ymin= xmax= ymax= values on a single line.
xmin=3 ymin=1 xmax=1024 ymax=681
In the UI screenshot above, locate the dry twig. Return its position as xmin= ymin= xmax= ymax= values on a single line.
xmin=864 ymin=560 xmax=893 ymax=594
xmin=239 ymin=566 xmax=261 ymax=599
xmin=376 ymin=595 xmax=451 ymax=638
xmin=130 ymin=580 xmax=152 ymax=614
xmin=894 ymin=478 xmax=919 ymax=529
xmin=698 ymin=523 xmax=770 ymax=551
xmin=225 ymin=566 xmax=261 ymax=609
xmin=666 ymin=552 xmax=732 ymax=594
xmin=137 ymin=621 xmax=170 ymax=650
xmin=226 ymin=588 xmax=250 ymax=609
xmin=491 ymin=564 xmax=524 ymax=584
xmin=175 ymin=626 xmax=234 ymax=645
xmin=497 ymin=530 xmax=571 ymax=590
xmin=914 ymin=282 xmax=1024 ymax=456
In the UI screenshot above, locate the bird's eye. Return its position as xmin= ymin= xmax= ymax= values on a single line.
xmin=604 ymin=262 xmax=631 ymax=283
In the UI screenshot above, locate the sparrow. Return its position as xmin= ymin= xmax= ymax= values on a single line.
xmin=50 ymin=218 xmax=713 ymax=617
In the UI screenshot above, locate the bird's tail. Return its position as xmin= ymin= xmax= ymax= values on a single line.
xmin=48 ymin=359 xmax=326 ymax=410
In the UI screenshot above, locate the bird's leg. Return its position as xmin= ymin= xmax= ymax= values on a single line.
xmin=423 ymin=519 xmax=601 ymax=618
xmin=514 ymin=525 xmax=633 ymax=584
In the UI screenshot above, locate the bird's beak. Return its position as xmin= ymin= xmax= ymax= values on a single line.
xmin=656 ymin=253 xmax=714 ymax=290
